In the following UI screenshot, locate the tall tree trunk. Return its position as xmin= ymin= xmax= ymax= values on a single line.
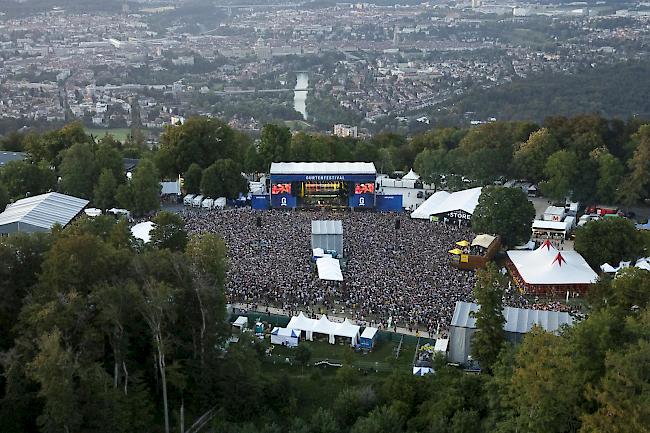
xmin=122 ymin=361 xmax=129 ymax=395
xmin=156 ymin=330 xmax=170 ymax=433
xmin=194 ymin=286 xmax=207 ymax=367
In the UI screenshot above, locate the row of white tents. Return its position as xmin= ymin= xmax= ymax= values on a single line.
xmin=601 ymin=257 xmax=650 ymax=273
xmin=286 ymin=312 xmax=361 ymax=346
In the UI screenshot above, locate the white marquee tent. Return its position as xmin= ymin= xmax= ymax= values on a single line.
xmin=411 ymin=187 xmax=482 ymax=220
xmin=286 ymin=313 xmax=360 ymax=346
xmin=506 ymin=242 xmax=598 ymax=286
xmin=270 ymin=327 xmax=299 ymax=347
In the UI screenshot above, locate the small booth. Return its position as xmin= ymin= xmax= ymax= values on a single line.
xmin=359 ymin=327 xmax=379 ymax=350
xmin=270 ymin=327 xmax=300 ymax=347
xmin=232 ymin=316 xmax=248 ymax=331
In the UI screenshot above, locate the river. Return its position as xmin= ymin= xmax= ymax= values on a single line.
xmin=293 ymin=72 xmax=309 ymax=120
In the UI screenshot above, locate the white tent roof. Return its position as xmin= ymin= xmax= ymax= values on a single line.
xmin=131 ymin=221 xmax=155 ymax=243
xmin=287 ymin=312 xmax=314 ymax=331
xmin=600 ymin=263 xmax=618 ymax=273
xmin=0 ymin=192 xmax=89 ymax=231
xmin=532 ymin=220 xmax=570 ymax=231
xmin=434 ymin=338 xmax=449 ymax=353
xmin=360 ymin=327 xmax=378 ymax=340
xmin=313 ymin=315 xmax=336 ymax=334
xmin=233 ymin=316 xmax=248 ymax=328
xmin=451 ymin=301 xmax=573 ymax=334
xmin=316 ymin=257 xmax=343 ymax=281
xmin=271 ymin=327 xmax=299 ymax=338
xmin=312 ymin=248 xmax=325 ymax=257
xmin=472 ymin=234 xmax=496 ymax=248
xmin=402 ymin=169 xmax=420 ymax=181
xmin=337 ymin=319 xmax=361 ymax=338
xmin=411 ymin=187 xmax=482 ymax=219
xmin=636 ymin=258 xmax=650 ymax=271
xmin=270 ymin=162 xmax=376 ymax=175
xmin=160 ymin=181 xmax=181 ymax=195
xmin=506 ymin=241 xmax=598 ymax=285
xmin=413 ymin=367 xmax=434 ymax=376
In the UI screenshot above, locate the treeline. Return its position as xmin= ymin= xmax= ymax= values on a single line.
xmin=2 ymin=114 xmax=650 ymax=214
xmin=0 ymin=220 xmax=648 ymax=433
xmin=451 ymin=62 xmax=650 ymax=123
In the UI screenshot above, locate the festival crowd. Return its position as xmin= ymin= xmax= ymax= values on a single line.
xmin=184 ymin=208 xmax=533 ymax=335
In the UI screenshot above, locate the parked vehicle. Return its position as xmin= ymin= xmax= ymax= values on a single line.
xmin=192 ymin=195 xmax=204 ymax=207
xmin=183 ymin=194 xmax=195 ymax=206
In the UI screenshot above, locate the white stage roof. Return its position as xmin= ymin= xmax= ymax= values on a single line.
xmin=270 ymin=162 xmax=376 ymax=175
xmin=411 ymin=187 xmax=482 ymax=219
xmin=507 ymin=241 xmax=598 ymax=285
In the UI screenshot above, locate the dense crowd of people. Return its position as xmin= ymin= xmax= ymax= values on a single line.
xmin=184 ymin=208 xmax=538 ymax=335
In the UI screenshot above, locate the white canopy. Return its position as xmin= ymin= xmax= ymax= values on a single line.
xmin=286 ymin=313 xmax=359 ymax=346
xmin=312 ymin=248 xmax=325 ymax=257
xmin=233 ymin=316 xmax=248 ymax=328
xmin=316 ymin=257 xmax=343 ymax=281
xmin=84 ymin=208 xmax=102 ymax=217
xmin=270 ymin=327 xmax=299 ymax=347
xmin=411 ymin=187 xmax=482 ymax=220
xmin=507 ymin=241 xmax=598 ymax=285
xmin=434 ymin=338 xmax=449 ymax=353
xmin=360 ymin=327 xmax=378 ymax=340
xmin=131 ymin=221 xmax=155 ymax=243
xmin=600 ymin=263 xmax=618 ymax=273
xmin=636 ymin=258 xmax=650 ymax=271
xmin=402 ymin=169 xmax=420 ymax=181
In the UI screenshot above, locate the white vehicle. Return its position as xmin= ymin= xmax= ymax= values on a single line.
xmin=108 ymin=208 xmax=132 ymax=220
xmin=183 ymin=194 xmax=195 ymax=206
xmin=202 ymin=198 xmax=214 ymax=209
xmin=192 ymin=195 xmax=204 ymax=207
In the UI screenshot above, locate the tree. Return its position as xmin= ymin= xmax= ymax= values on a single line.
xmin=350 ymin=404 xmax=405 ymax=433
xmin=184 ymin=163 xmax=202 ymax=194
xmin=471 ymin=186 xmax=535 ymax=247
xmin=200 ymin=164 xmax=220 ymax=198
xmin=0 ymin=160 xmax=56 ymax=200
xmin=580 ymin=340 xmax=650 ymax=433
xmin=0 ymin=183 xmax=8 ymax=211
xmin=618 ymin=125 xmax=650 ymax=206
xmin=574 ymin=218 xmax=644 ymax=268
xmin=259 ymin=124 xmax=291 ymax=168
xmin=93 ymin=169 xmax=118 ymax=210
xmin=294 ymin=345 xmax=311 ymax=372
xmin=502 ymin=329 xmax=584 ymax=433
xmin=541 ymin=150 xmax=579 ymax=201
xmin=26 ymin=329 xmax=82 ymax=433
xmin=59 ymin=142 xmax=97 ymax=199
xmin=149 ymin=211 xmax=188 ymax=252
xmin=512 ymin=128 xmax=558 ymax=182
xmin=592 ymin=149 xmax=624 ymax=204
xmin=130 ymin=159 xmax=161 ymax=216
xmin=201 ymin=159 xmax=248 ymax=199
xmin=137 ymin=280 xmax=177 ymax=433
xmin=470 ymin=263 xmax=507 ymax=371
xmin=413 ymin=148 xmax=447 ymax=189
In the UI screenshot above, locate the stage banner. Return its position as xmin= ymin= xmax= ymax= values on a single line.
xmin=375 ymin=194 xmax=403 ymax=212
xmin=349 ymin=193 xmax=375 ymax=208
xmin=271 ymin=193 xmax=297 ymax=208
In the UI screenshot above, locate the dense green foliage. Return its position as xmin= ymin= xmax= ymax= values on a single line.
xmin=452 ymin=62 xmax=650 ymax=123
xmin=471 ymin=187 xmax=536 ymax=247
xmin=574 ymin=218 xmax=647 ymax=268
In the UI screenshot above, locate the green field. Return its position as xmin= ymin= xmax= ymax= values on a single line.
xmin=269 ymin=338 xmax=416 ymax=372
xmin=85 ymin=128 xmax=144 ymax=142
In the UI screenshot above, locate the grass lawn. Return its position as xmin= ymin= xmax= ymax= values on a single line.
xmin=269 ymin=338 xmax=416 ymax=372
xmin=85 ymin=128 xmax=143 ymax=142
